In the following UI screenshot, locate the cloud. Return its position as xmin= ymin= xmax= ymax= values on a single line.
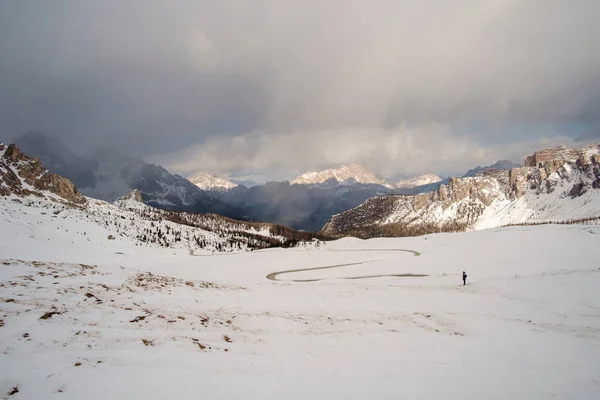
xmin=1 ymin=0 xmax=599 ymax=177
xmin=152 ymin=125 xmax=577 ymax=180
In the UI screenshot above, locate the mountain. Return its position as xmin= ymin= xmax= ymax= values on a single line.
xmin=0 ymin=145 xmax=322 ymax=251
xmin=189 ymin=173 xmax=238 ymax=191
xmin=208 ymin=178 xmax=394 ymax=231
xmin=392 ymin=174 xmax=442 ymax=189
xmin=0 ymin=143 xmax=86 ymax=205
xmin=322 ymin=144 xmax=600 ymax=238
xmin=12 ymin=130 xmax=97 ymax=189
xmin=82 ymin=152 xmax=242 ymax=216
xmin=11 ymin=133 xmax=398 ymax=230
xmin=11 ymin=131 xmax=546 ymax=233
xmin=291 ymin=163 xmax=445 ymax=192
xmin=291 ymin=163 xmax=392 ymax=188
xmin=462 ymin=160 xmax=521 ymax=178
xmin=12 ymin=132 xmax=241 ymax=216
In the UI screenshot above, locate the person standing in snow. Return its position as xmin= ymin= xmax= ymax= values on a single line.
xmin=462 ymin=271 xmax=467 ymax=285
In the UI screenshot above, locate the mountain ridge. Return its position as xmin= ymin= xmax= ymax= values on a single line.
xmin=189 ymin=172 xmax=238 ymax=191
xmin=321 ymin=143 xmax=600 ymax=238
xmin=0 ymin=145 xmax=324 ymax=251
xmin=291 ymin=163 xmax=392 ymax=187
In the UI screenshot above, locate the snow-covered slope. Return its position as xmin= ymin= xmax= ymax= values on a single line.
xmin=0 ymin=192 xmax=312 ymax=254
xmin=322 ymin=144 xmax=600 ymax=237
xmin=292 ymin=164 xmax=392 ymax=188
xmin=392 ymin=174 xmax=442 ymax=189
xmin=188 ymin=173 xmax=238 ymax=191
xmin=1 ymin=203 xmax=599 ymax=398
xmin=0 ymin=146 xmax=320 ymax=251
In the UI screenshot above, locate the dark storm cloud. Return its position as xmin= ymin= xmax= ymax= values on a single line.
xmin=1 ymin=0 xmax=599 ymax=178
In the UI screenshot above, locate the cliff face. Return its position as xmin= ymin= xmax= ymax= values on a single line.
xmin=322 ymin=144 xmax=600 ymax=238
xmin=0 ymin=144 xmax=86 ymax=205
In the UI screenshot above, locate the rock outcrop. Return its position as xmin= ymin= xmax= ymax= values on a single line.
xmin=0 ymin=144 xmax=86 ymax=205
xmin=322 ymin=143 xmax=600 ymax=238
xmin=525 ymin=145 xmax=581 ymax=168
xmin=508 ymin=167 xmax=530 ymax=199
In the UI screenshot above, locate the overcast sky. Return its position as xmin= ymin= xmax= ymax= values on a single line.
xmin=1 ymin=0 xmax=599 ymax=181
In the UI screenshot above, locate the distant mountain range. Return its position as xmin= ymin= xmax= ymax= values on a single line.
xmin=290 ymin=163 xmax=442 ymax=190
xmin=291 ymin=163 xmax=391 ymax=187
xmin=10 ymin=132 xmax=402 ymax=230
xmin=13 ymin=131 xmax=239 ymax=216
xmin=189 ymin=173 xmax=238 ymax=191
xmin=462 ymin=160 xmax=522 ymax=178
xmin=9 ymin=131 xmax=524 ymax=232
xmin=0 ymin=144 xmax=319 ymax=251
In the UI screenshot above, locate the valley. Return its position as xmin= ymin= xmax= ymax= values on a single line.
xmin=1 ymin=140 xmax=600 ymax=399
xmin=3 ymin=3 xmax=600 ymax=398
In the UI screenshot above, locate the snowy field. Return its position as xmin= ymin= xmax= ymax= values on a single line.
xmin=1 ymin=201 xmax=600 ymax=398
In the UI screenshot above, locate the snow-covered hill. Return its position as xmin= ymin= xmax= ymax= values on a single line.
xmin=0 ymin=146 xmax=321 ymax=251
xmin=322 ymin=144 xmax=600 ymax=237
xmin=0 ymin=192 xmax=317 ymax=254
xmin=291 ymin=164 xmax=443 ymax=191
xmin=188 ymin=173 xmax=238 ymax=191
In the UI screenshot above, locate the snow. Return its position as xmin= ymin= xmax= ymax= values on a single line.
xmin=291 ymin=164 xmax=392 ymax=188
xmin=475 ymin=167 xmax=600 ymax=229
xmin=393 ymin=173 xmax=442 ymax=189
xmin=0 ymin=193 xmax=293 ymax=259
xmin=1 ymin=195 xmax=600 ymax=399
xmin=188 ymin=173 xmax=238 ymax=191
xmin=348 ymin=155 xmax=600 ymax=234
xmin=291 ymin=166 xmax=441 ymax=190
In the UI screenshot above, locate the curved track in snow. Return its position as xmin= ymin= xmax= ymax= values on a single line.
xmin=266 ymin=249 xmax=423 ymax=282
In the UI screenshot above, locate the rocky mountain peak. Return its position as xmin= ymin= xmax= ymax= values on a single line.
xmin=291 ymin=163 xmax=390 ymax=187
xmin=188 ymin=173 xmax=238 ymax=191
xmin=0 ymin=144 xmax=86 ymax=205
xmin=322 ymin=143 xmax=600 ymax=238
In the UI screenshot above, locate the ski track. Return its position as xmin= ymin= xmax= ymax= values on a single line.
xmin=266 ymin=249 xmax=422 ymax=282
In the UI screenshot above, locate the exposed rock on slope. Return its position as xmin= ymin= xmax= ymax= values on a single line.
xmin=189 ymin=173 xmax=238 ymax=191
xmin=118 ymin=189 xmax=143 ymax=202
xmin=0 ymin=144 xmax=86 ymax=205
xmin=322 ymin=144 xmax=600 ymax=238
xmin=0 ymin=145 xmax=324 ymax=251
